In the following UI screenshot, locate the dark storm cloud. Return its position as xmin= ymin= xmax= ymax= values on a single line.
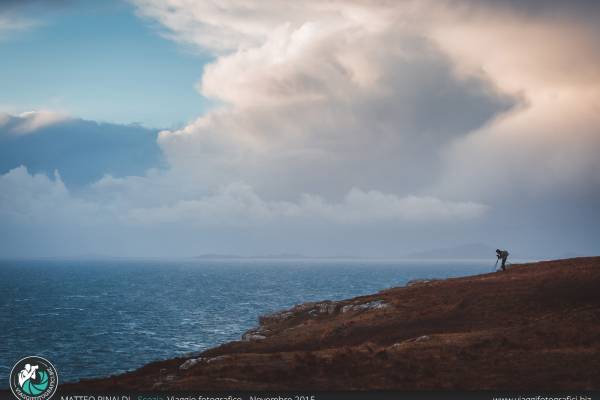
xmin=0 ymin=114 xmax=164 ymax=186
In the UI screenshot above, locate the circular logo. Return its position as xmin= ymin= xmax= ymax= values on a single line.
xmin=9 ymin=356 xmax=58 ymax=400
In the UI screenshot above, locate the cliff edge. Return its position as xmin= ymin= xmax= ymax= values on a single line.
xmin=64 ymin=257 xmax=600 ymax=390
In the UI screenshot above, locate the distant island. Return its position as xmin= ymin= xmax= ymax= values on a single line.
xmin=61 ymin=256 xmax=600 ymax=391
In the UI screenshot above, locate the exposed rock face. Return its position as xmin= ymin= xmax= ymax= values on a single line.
xmin=258 ymin=300 xmax=341 ymax=326
xmin=62 ymin=257 xmax=600 ymax=391
xmin=179 ymin=358 xmax=203 ymax=370
xmin=241 ymin=332 xmax=266 ymax=341
xmin=406 ymin=278 xmax=439 ymax=287
xmin=340 ymin=300 xmax=389 ymax=313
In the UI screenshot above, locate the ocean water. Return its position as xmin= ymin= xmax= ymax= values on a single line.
xmin=0 ymin=258 xmax=493 ymax=387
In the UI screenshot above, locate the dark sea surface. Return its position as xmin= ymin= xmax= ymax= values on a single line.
xmin=0 ymin=258 xmax=496 ymax=387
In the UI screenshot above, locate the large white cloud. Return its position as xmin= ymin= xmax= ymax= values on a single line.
xmin=138 ymin=0 xmax=514 ymax=200
xmin=427 ymin=1 xmax=600 ymax=202
xmin=130 ymin=0 xmax=599 ymax=257
xmin=133 ymin=0 xmax=599 ymax=205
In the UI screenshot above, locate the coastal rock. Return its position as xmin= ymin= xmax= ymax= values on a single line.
xmin=179 ymin=355 xmax=232 ymax=369
xmin=341 ymin=300 xmax=389 ymax=313
xmin=259 ymin=301 xmax=340 ymax=323
xmin=242 ymin=332 xmax=267 ymax=341
xmin=242 ymin=323 xmax=272 ymax=341
xmin=316 ymin=301 xmax=339 ymax=315
xmin=179 ymin=357 xmax=204 ymax=370
xmin=259 ymin=310 xmax=294 ymax=325
xmin=406 ymin=279 xmax=438 ymax=287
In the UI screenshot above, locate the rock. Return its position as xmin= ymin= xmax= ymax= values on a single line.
xmin=259 ymin=301 xmax=340 ymax=324
xmin=179 ymin=357 xmax=204 ymax=370
xmin=406 ymin=279 xmax=438 ymax=287
xmin=259 ymin=310 xmax=294 ymax=325
xmin=180 ymin=355 xmax=230 ymax=369
xmin=242 ymin=324 xmax=271 ymax=341
xmin=242 ymin=333 xmax=267 ymax=341
xmin=316 ymin=301 xmax=338 ymax=315
xmin=292 ymin=302 xmax=317 ymax=312
xmin=299 ymin=301 xmax=340 ymax=318
xmin=341 ymin=300 xmax=390 ymax=313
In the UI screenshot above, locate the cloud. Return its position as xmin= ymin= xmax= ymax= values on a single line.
xmin=422 ymin=1 xmax=600 ymax=204
xmin=0 ymin=166 xmax=98 ymax=225
xmin=127 ymin=0 xmax=599 ymax=257
xmin=127 ymin=184 xmax=487 ymax=226
xmin=0 ymin=0 xmax=78 ymax=41
xmin=1 ymin=1 xmax=599 ymax=257
xmin=0 ymin=14 xmax=38 ymax=40
xmin=0 ymin=111 xmax=164 ymax=186
xmin=0 ymin=166 xmax=486 ymax=226
xmin=0 ymin=166 xmax=487 ymax=257
xmin=5 ymin=110 xmax=70 ymax=134
xmin=137 ymin=0 xmax=595 ymax=205
xmin=0 ymin=0 xmax=57 ymax=39
xmin=144 ymin=1 xmax=515 ymax=200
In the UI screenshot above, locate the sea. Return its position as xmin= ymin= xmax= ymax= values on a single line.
xmin=0 ymin=258 xmax=496 ymax=387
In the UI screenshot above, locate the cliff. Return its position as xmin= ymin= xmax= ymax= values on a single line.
xmin=64 ymin=257 xmax=600 ymax=390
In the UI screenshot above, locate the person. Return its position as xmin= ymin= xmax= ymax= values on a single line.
xmin=18 ymin=364 xmax=38 ymax=387
xmin=496 ymin=249 xmax=509 ymax=271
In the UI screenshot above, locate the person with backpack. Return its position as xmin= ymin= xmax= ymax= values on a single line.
xmin=496 ymin=249 xmax=510 ymax=271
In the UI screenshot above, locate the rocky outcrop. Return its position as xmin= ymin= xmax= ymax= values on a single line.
xmin=241 ymin=298 xmax=391 ymax=341
xmin=340 ymin=299 xmax=389 ymax=313
xmin=63 ymin=257 xmax=600 ymax=391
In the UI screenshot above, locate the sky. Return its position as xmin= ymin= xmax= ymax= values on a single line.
xmin=0 ymin=0 xmax=212 ymax=128
xmin=0 ymin=0 xmax=599 ymax=258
